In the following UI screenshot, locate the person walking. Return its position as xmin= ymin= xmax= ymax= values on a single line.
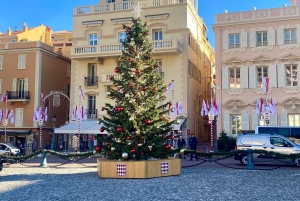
xmin=32 ymin=140 xmax=37 ymax=153
xmin=188 ymin=134 xmax=198 ymax=161
xmin=177 ymin=135 xmax=186 ymax=159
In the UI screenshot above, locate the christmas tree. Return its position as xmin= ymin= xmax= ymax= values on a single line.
xmin=97 ymin=17 xmax=176 ymax=161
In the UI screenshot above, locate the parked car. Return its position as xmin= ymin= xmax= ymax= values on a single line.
xmin=234 ymin=134 xmax=300 ymax=167
xmin=0 ymin=143 xmax=20 ymax=156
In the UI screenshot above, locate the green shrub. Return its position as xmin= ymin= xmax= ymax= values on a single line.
xmin=217 ymin=132 xmax=236 ymax=151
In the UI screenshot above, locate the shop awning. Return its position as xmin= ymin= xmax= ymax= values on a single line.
xmin=172 ymin=118 xmax=187 ymax=130
xmin=54 ymin=120 xmax=108 ymax=134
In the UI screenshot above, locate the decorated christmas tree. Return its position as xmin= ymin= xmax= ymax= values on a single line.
xmin=97 ymin=17 xmax=177 ymax=161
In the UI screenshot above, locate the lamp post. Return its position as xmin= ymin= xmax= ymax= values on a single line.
xmin=51 ymin=113 xmax=57 ymax=150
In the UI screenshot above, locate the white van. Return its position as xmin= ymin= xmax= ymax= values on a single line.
xmin=234 ymin=134 xmax=300 ymax=166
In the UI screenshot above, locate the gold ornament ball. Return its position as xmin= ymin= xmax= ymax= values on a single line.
xmin=122 ymin=152 xmax=128 ymax=159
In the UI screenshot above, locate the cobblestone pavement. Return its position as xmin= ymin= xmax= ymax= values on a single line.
xmin=1 ymin=167 xmax=299 ymax=201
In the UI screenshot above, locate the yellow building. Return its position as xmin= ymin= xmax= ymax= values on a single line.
xmin=66 ymin=0 xmax=214 ymax=144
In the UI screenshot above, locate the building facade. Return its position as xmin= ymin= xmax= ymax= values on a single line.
xmin=213 ymin=1 xmax=300 ymax=136
xmin=0 ymin=25 xmax=71 ymax=151
xmin=68 ymin=0 xmax=214 ymax=145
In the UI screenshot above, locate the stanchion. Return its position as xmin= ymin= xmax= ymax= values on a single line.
xmin=40 ymin=149 xmax=48 ymax=167
xmin=246 ymin=149 xmax=255 ymax=170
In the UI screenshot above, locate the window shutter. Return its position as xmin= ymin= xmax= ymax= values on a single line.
xmin=298 ymin=64 xmax=300 ymax=87
xmin=277 ymin=64 xmax=286 ymax=87
xmin=240 ymin=66 xmax=248 ymax=88
xmin=277 ymin=27 xmax=284 ymax=45
xmin=19 ymin=108 xmax=24 ymax=127
xmin=12 ymin=79 xmax=17 ymax=91
xmin=297 ymin=26 xmax=300 ymax=44
xmin=22 ymin=55 xmax=26 ymax=69
xmin=222 ymin=33 xmax=229 ymax=50
xmin=241 ymin=114 xmax=249 ymax=130
xmin=267 ymin=29 xmax=275 ymax=46
xmin=221 ymin=67 xmax=229 ymax=89
xmin=223 ymin=113 xmax=230 ymax=134
xmin=24 ymin=78 xmax=29 ymax=91
xmin=270 ymin=114 xmax=277 ymax=126
xmin=0 ymin=55 xmax=3 ymax=70
xmin=18 ymin=55 xmax=22 ymax=69
xmin=0 ymin=79 xmax=2 ymax=94
xmin=240 ymin=32 xmax=247 ymax=48
xmin=67 ymin=64 xmax=71 ymax=77
xmin=250 ymin=30 xmax=256 ymax=47
xmin=64 ymin=84 xmax=67 ymax=96
xmin=251 ymin=114 xmax=258 ymax=130
xmin=268 ymin=64 xmax=277 ymax=88
xmin=248 ymin=66 xmax=257 ymax=88
xmin=281 ymin=109 xmax=288 ymax=126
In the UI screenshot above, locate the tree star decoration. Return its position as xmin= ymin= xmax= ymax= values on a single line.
xmin=131 ymin=2 xmax=144 ymax=18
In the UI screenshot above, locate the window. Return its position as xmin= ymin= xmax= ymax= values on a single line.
xmin=256 ymin=32 xmax=268 ymax=47
xmin=107 ymin=0 xmax=115 ymax=2
xmin=87 ymin=64 xmax=97 ymax=86
xmin=229 ymin=34 xmax=240 ymax=49
xmin=270 ymin=137 xmax=292 ymax=147
xmin=155 ymin=60 xmax=163 ymax=78
xmin=15 ymin=108 xmax=24 ymax=127
xmin=67 ymin=64 xmax=71 ymax=77
xmin=284 ymin=29 xmax=296 ymax=44
xmin=229 ymin=68 xmax=241 ymax=89
xmin=286 ymin=65 xmax=297 ymax=87
xmin=289 ymin=114 xmax=300 ymax=126
xmin=0 ymin=55 xmax=3 ymax=70
xmin=257 ymin=67 xmax=268 ymax=87
xmin=231 ymin=115 xmax=241 ymax=135
xmin=118 ymin=32 xmax=126 ymax=43
xmin=11 ymin=39 xmax=16 ymax=42
xmin=153 ymin=30 xmax=163 ymax=48
xmin=89 ymin=34 xmax=98 ymax=45
xmin=18 ymin=54 xmax=26 ymax=69
xmin=18 ymin=79 xmax=25 ymax=98
xmin=88 ymin=95 xmax=97 ymax=118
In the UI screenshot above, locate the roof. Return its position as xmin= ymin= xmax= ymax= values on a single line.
xmin=52 ymin=30 xmax=73 ymax=34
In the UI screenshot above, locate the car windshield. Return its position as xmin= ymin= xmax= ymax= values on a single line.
xmin=5 ymin=143 xmax=18 ymax=149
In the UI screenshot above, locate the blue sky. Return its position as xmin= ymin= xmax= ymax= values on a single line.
xmin=0 ymin=0 xmax=288 ymax=48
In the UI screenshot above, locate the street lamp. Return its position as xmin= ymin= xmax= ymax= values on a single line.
xmin=51 ymin=113 xmax=57 ymax=150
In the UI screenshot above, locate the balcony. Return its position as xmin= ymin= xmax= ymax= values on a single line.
xmin=101 ymin=73 xmax=122 ymax=85
xmin=85 ymin=76 xmax=98 ymax=88
xmin=74 ymin=0 xmax=188 ymax=15
xmin=71 ymin=39 xmax=181 ymax=59
xmin=87 ymin=109 xmax=98 ymax=119
xmin=6 ymin=91 xmax=30 ymax=104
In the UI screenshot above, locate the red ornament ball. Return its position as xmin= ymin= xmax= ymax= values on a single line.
xmin=135 ymin=69 xmax=141 ymax=74
xmin=117 ymin=127 xmax=123 ymax=132
xmin=114 ymin=68 xmax=119 ymax=73
xmin=127 ymin=58 xmax=131 ymax=61
xmin=163 ymin=134 xmax=168 ymax=139
xmin=156 ymin=64 xmax=160 ymax=68
xmin=95 ymin=145 xmax=101 ymax=152
xmin=100 ymin=127 xmax=105 ymax=132
xmin=129 ymin=83 xmax=133 ymax=87
xmin=150 ymin=66 xmax=154 ymax=70
xmin=107 ymin=111 xmax=110 ymax=115
xmin=126 ymin=136 xmax=131 ymax=140
xmin=130 ymin=47 xmax=134 ymax=51
xmin=147 ymin=55 xmax=151 ymax=59
xmin=146 ymin=31 xmax=149 ymax=35
xmin=153 ymin=87 xmax=157 ymax=91
xmin=145 ymin=119 xmax=151 ymax=125
xmin=119 ymin=107 xmax=123 ymax=111
xmin=123 ymin=25 xmax=126 ymax=29
xmin=131 ymin=149 xmax=136 ymax=154
xmin=141 ymin=86 xmax=146 ymax=91
xmin=165 ymin=144 xmax=171 ymax=150
xmin=109 ymin=77 xmax=114 ymax=81
xmin=101 ymin=107 xmax=104 ymax=111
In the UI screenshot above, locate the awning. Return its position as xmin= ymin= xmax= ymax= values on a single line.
xmin=172 ymin=118 xmax=187 ymax=130
xmin=0 ymin=129 xmax=31 ymax=135
xmin=54 ymin=120 xmax=108 ymax=134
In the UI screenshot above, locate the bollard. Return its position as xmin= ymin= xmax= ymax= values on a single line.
xmin=0 ymin=156 xmax=3 ymax=172
xmin=40 ymin=150 xmax=48 ymax=167
xmin=246 ymin=149 xmax=255 ymax=170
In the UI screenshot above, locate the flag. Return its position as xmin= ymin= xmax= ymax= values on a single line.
xmin=0 ymin=92 xmax=7 ymax=102
xmin=0 ymin=109 xmax=2 ymax=122
xmin=206 ymin=100 xmax=210 ymax=111
xmin=41 ymin=91 xmax=44 ymax=103
xmin=272 ymin=98 xmax=276 ymax=114
xmin=210 ymin=100 xmax=216 ymax=116
xmin=79 ymin=86 xmax=85 ymax=100
xmin=200 ymin=100 xmax=206 ymax=116
xmin=216 ymin=100 xmax=221 ymax=115
xmin=33 ymin=108 xmax=37 ymax=122
xmin=44 ymin=107 xmax=48 ymax=121
xmin=262 ymin=77 xmax=269 ymax=94
xmin=72 ymin=106 xmax=76 ymax=121
xmin=8 ymin=109 xmax=14 ymax=124
xmin=178 ymin=101 xmax=184 ymax=114
xmin=255 ymin=99 xmax=260 ymax=115
xmin=165 ymin=81 xmax=174 ymax=94
xmin=213 ymin=99 xmax=218 ymax=115
xmin=84 ymin=106 xmax=87 ymax=121
xmin=260 ymin=98 xmax=265 ymax=114
xmin=35 ymin=108 xmax=40 ymax=121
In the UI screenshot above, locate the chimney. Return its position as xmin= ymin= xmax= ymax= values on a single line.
xmin=23 ymin=22 xmax=28 ymax=32
xmin=7 ymin=26 xmax=11 ymax=35
xmin=45 ymin=26 xmax=51 ymax=44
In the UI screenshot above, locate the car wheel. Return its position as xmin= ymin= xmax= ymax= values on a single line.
xmin=240 ymin=155 xmax=247 ymax=166
xmin=295 ymin=158 xmax=300 ymax=167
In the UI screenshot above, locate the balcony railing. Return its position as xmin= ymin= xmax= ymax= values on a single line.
xmin=284 ymin=39 xmax=297 ymax=45
xmin=229 ymin=44 xmax=240 ymax=49
xmin=7 ymin=91 xmax=30 ymax=100
xmin=256 ymin=42 xmax=268 ymax=47
xmin=87 ymin=109 xmax=98 ymax=119
xmin=71 ymin=39 xmax=181 ymax=58
xmin=85 ymin=76 xmax=98 ymax=87
xmin=101 ymin=73 xmax=123 ymax=84
xmin=75 ymin=0 xmax=187 ymax=15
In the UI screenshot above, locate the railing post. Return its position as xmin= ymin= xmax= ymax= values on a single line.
xmin=246 ymin=149 xmax=255 ymax=170
xmin=40 ymin=149 xmax=48 ymax=167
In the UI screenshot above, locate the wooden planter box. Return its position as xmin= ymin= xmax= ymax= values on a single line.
xmin=97 ymin=158 xmax=181 ymax=179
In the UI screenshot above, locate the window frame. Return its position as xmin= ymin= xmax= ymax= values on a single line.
xmin=284 ymin=29 xmax=296 ymax=44
xmin=229 ymin=33 xmax=240 ymax=49
xmin=118 ymin=32 xmax=126 ymax=43
xmin=153 ymin=29 xmax=163 ymax=41
xmin=285 ymin=64 xmax=298 ymax=87
xmin=256 ymin=31 xmax=268 ymax=47
xmin=18 ymin=54 xmax=26 ymax=69
xmin=89 ymin=33 xmax=98 ymax=45
xmin=231 ymin=115 xmax=241 ymax=135
xmin=289 ymin=114 xmax=300 ymax=126
xmin=229 ymin=67 xmax=241 ymax=89
xmin=256 ymin=66 xmax=268 ymax=88
xmin=0 ymin=55 xmax=3 ymax=70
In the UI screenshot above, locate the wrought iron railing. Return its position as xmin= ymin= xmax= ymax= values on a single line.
xmin=7 ymin=91 xmax=30 ymax=100
xmin=284 ymin=39 xmax=297 ymax=44
xmin=85 ymin=76 xmax=98 ymax=86
xmin=87 ymin=109 xmax=98 ymax=119
xmin=229 ymin=44 xmax=240 ymax=49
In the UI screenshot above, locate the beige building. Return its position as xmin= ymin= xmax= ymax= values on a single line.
xmin=0 ymin=24 xmax=71 ymax=151
xmin=66 ymin=0 xmax=214 ymax=144
xmin=213 ymin=1 xmax=300 ymax=137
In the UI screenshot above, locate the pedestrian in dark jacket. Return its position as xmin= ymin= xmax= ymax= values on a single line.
xmin=177 ymin=136 xmax=186 ymax=159
xmin=189 ymin=134 xmax=198 ymax=161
